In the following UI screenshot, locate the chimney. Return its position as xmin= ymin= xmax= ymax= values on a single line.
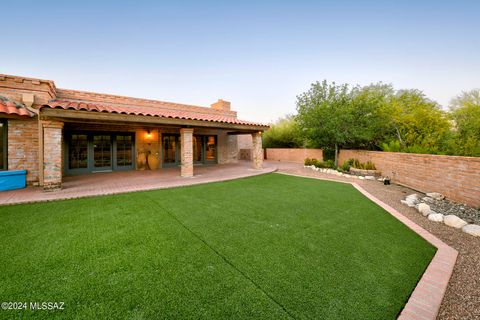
xmin=211 ymin=99 xmax=231 ymax=112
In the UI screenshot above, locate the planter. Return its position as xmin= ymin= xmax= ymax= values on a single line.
xmin=0 ymin=170 xmax=27 ymax=191
xmin=349 ymin=167 xmax=381 ymax=177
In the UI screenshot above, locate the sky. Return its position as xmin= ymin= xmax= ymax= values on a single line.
xmin=2 ymin=0 xmax=479 ymax=123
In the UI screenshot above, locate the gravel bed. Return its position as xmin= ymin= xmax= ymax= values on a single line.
xmin=276 ymin=164 xmax=480 ymax=320
xmin=421 ymin=196 xmax=480 ymax=224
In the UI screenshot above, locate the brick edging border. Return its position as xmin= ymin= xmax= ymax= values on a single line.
xmin=352 ymin=183 xmax=458 ymax=320
xmin=275 ymin=172 xmax=458 ymax=320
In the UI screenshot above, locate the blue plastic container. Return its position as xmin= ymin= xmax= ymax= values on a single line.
xmin=0 ymin=170 xmax=27 ymax=191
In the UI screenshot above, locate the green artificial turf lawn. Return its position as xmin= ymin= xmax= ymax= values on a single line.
xmin=0 ymin=173 xmax=436 ymax=319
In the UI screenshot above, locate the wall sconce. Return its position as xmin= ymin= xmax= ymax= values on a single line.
xmin=145 ymin=130 xmax=153 ymax=145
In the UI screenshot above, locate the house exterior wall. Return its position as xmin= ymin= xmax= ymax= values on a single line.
xmin=7 ymin=118 xmax=39 ymax=185
xmin=0 ymin=75 xmax=56 ymax=106
xmin=339 ymin=150 xmax=480 ymax=207
xmin=136 ymin=128 xmax=161 ymax=169
xmin=237 ymin=134 xmax=253 ymax=160
xmin=42 ymin=121 xmax=63 ymax=190
xmin=0 ymin=74 xmax=259 ymax=191
xmin=62 ymin=125 xmax=239 ymax=170
xmin=217 ymin=132 xmax=238 ymax=164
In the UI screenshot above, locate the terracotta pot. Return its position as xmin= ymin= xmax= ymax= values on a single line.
xmin=137 ymin=152 xmax=147 ymax=170
xmin=148 ymin=153 xmax=159 ymax=170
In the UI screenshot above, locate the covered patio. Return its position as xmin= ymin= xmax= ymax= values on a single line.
xmin=40 ymin=99 xmax=268 ymax=191
xmin=0 ymin=161 xmax=281 ymax=205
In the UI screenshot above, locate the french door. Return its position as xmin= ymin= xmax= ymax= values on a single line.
xmin=162 ymin=135 xmax=179 ymax=167
xmin=161 ymin=134 xmax=217 ymax=168
xmin=66 ymin=132 xmax=135 ymax=174
xmin=92 ymin=135 xmax=112 ymax=171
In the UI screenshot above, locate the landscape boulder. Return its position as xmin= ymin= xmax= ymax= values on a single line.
xmin=417 ymin=203 xmax=431 ymax=216
xmin=401 ymin=195 xmax=418 ymax=207
xmin=428 ymin=213 xmax=444 ymax=222
xmin=462 ymin=224 xmax=480 ymax=237
xmin=443 ymin=215 xmax=468 ymax=229
xmin=426 ymin=192 xmax=445 ymax=200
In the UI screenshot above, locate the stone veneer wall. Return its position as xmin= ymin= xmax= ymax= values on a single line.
xmin=252 ymin=133 xmax=263 ymax=169
xmin=217 ymin=132 xmax=238 ymax=164
xmin=180 ymin=128 xmax=194 ymax=177
xmin=338 ymin=150 xmax=480 ymax=207
xmin=266 ymin=148 xmax=324 ymax=164
xmin=237 ymin=134 xmax=253 ymax=160
xmin=7 ymin=118 xmax=39 ymax=185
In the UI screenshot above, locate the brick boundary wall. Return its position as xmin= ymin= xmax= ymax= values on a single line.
xmin=339 ymin=150 xmax=480 ymax=208
xmin=266 ymin=148 xmax=323 ymax=163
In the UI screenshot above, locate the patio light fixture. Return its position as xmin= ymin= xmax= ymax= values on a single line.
xmin=145 ymin=130 xmax=153 ymax=140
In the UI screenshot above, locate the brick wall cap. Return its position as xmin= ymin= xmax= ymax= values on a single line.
xmin=0 ymin=74 xmax=57 ymax=96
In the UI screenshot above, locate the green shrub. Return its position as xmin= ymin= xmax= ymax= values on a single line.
xmin=323 ymin=159 xmax=335 ymax=169
xmin=304 ymin=158 xmax=335 ymax=169
xmin=349 ymin=158 xmax=377 ymax=170
xmin=381 ymin=140 xmax=402 ymax=152
xmin=312 ymin=159 xmax=324 ymax=168
xmin=364 ymin=161 xmax=377 ymax=170
xmin=340 ymin=161 xmax=351 ymax=172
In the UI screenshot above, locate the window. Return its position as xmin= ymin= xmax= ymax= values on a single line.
xmin=0 ymin=120 xmax=6 ymax=170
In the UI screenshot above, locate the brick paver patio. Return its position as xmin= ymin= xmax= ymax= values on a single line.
xmin=0 ymin=161 xmax=282 ymax=206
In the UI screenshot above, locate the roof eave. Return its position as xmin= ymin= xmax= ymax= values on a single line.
xmin=39 ymin=108 xmax=269 ymax=132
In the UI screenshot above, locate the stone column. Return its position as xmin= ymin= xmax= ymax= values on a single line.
xmin=180 ymin=128 xmax=194 ymax=177
xmin=42 ymin=120 xmax=64 ymax=191
xmin=251 ymin=132 xmax=263 ymax=169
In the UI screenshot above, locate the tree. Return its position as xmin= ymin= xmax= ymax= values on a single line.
xmin=349 ymin=83 xmax=395 ymax=149
xmin=381 ymin=89 xmax=452 ymax=154
xmin=449 ymin=89 xmax=480 ymax=156
xmin=296 ymin=80 xmax=357 ymax=166
xmin=262 ymin=116 xmax=304 ymax=148
xmin=450 ymin=89 xmax=480 ymax=108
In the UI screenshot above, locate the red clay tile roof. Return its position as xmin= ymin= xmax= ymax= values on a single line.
xmin=42 ymin=100 xmax=267 ymax=127
xmin=0 ymin=96 xmax=35 ymax=117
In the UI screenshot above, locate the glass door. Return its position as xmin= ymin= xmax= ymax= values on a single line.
xmin=205 ymin=135 xmax=217 ymax=163
xmin=92 ymin=134 xmax=112 ymax=171
xmin=67 ymin=134 xmax=89 ymax=174
xmin=114 ymin=134 xmax=134 ymax=170
xmin=162 ymin=135 xmax=179 ymax=167
xmin=193 ymin=135 xmax=203 ymax=164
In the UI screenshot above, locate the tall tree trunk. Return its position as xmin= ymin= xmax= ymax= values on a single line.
xmin=394 ymin=125 xmax=405 ymax=147
xmin=334 ymin=143 xmax=338 ymax=167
